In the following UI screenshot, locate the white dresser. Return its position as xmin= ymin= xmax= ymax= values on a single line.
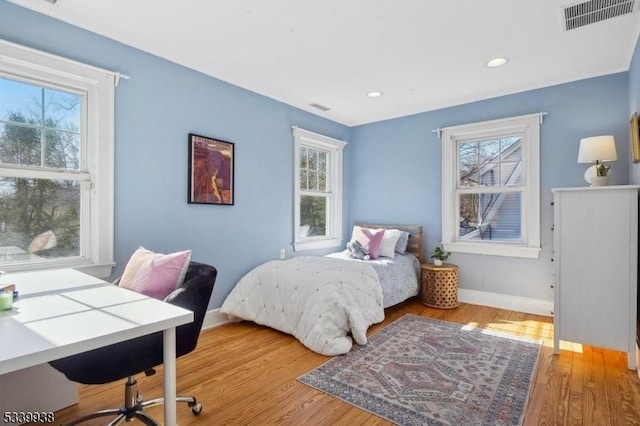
xmin=552 ymin=185 xmax=638 ymax=370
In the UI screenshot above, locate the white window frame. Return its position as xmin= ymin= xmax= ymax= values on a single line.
xmin=441 ymin=113 xmax=541 ymax=258
xmin=0 ymin=38 xmax=115 ymax=277
xmin=292 ymin=127 xmax=345 ymax=251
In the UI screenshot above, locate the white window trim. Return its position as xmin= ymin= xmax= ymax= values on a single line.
xmin=0 ymin=38 xmax=115 ymax=277
xmin=441 ymin=113 xmax=541 ymax=259
xmin=292 ymin=127 xmax=345 ymax=252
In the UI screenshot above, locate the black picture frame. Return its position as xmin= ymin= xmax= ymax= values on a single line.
xmin=188 ymin=133 xmax=234 ymax=205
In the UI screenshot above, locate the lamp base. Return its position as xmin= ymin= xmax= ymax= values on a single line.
xmin=590 ymin=176 xmax=609 ymax=186
xmin=584 ymin=165 xmax=610 ymax=186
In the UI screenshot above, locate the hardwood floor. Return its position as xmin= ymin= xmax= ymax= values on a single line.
xmin=48 ymin=299 xmax=640 ymax=425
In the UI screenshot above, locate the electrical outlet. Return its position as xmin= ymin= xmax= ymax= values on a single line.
xmin=280 ymin=249 xmax=286 ymax=260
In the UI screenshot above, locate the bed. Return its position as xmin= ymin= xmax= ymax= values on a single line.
xmin=220 ymin=224 xmax=423 ymax=356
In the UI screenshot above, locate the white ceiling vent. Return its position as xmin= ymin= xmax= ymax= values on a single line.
xmin=563 ymin=0 xmax=635 ymax=30
xmin=309 ymin=103 xmax=331 ymax=112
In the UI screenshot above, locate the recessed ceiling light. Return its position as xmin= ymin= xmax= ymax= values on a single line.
xmin=367 ymin=91 xmax=383 ymax=98
xmin=486 ymin=57 xmax=509 ymax=68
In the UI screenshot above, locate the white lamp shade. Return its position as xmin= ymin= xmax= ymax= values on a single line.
xmin=577 ymin=135 xmax=617 ymax=163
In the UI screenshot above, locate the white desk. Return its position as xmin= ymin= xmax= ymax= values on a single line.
xmin=0 ymin=268 xmax=193 ymax=426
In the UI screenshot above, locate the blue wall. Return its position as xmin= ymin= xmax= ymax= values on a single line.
xmin=349 ymin=73 xmax=630 ymax=301
xmin=1 ymin=1 xmax=636 ymax=307
xmin=0 ymin=1 xmax=351 ymax=307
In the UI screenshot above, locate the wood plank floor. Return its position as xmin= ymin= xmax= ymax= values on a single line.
xmin=47 ymin=299 xmax=640 ymax=425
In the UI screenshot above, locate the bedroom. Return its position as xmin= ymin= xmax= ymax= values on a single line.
xmin=0 ymin=0 xmax=640 ymax=424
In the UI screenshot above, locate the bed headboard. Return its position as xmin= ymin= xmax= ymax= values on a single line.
xmin=356 ymin=223 xmax=424 ymax=263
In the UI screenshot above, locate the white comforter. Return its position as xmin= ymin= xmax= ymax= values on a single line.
xmin=220 ymin=256 xmax=384 ymax=356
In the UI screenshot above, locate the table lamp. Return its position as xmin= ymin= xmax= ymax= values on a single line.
xmin=577 ymin=135 xmax=617 ymax=186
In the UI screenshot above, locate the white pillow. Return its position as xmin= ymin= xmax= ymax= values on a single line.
xmin=377 ymin=229 xmax=405 ymax=258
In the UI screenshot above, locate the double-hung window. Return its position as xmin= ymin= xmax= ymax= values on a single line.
xmin=441 ymin=113 xmax=541 ymax=258
xmin=293 ymin=127 xmax=345 ymax=251
xmin=0 ymin=39 xmax=114 ymax=276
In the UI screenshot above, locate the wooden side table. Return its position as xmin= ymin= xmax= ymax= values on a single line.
xmin=420 ymin=263 xmax=459 ymax=309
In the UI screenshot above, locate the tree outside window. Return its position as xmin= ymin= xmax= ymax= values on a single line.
xmin=0 ymin=39 xmax=114 ymax=276
xmin=299 ymin=146 xmax=328 ymax=236
xmin=0 ymin=77 xmax=82 ymax=262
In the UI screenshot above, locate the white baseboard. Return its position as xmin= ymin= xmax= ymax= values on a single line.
xmin=202 ymin=308 xmax=235 ymax=329
xmin=457 ymin=288 xmax=553 ymax=317
xmin=201 ymin=291 xmax=553 ymax=331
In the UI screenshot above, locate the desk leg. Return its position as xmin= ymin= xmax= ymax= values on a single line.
xmin=163 ymin=327 xmax=177 ymax=426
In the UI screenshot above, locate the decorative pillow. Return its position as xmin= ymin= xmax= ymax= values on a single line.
xmin=346 ymin=240 xmax=370 ymax=260
xmin=378 ymin=229 xmax=406 ymax=258
xmin=395 ymin=231 xmax=410 ymax=254
xmin=351 ymin=226 xmax=385 ymax=259
xmin=118 ymin=247 xmax=192 ymax=300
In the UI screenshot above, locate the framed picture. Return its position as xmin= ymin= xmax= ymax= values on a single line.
xmin=188 ymin=133 xmax=234 ymax=205
xmin=630 ymin=113 xmax=640 ymax=164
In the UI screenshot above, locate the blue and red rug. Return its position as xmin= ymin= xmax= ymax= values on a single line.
xmin=299 ymin=314 xmax=541 ymax=426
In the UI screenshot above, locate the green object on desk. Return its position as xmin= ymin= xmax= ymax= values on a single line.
xmin=0 ymin=291 xmax=13 ymax=311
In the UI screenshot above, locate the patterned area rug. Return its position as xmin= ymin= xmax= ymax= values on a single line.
xmin=298 ymin=314 xmax=541 ymax=426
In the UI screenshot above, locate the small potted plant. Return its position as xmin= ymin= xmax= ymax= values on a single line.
xmin=591 ymin=163 xmax=611 ymax=186
xmin=430 ymin=245 xmax=451 ymax=266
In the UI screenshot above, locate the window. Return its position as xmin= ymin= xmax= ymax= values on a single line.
xmin=441 ymin=113 xmax=541 ymax=258
xmin=293 ymin=127 xmax=345 ymax=251
xmin=0 ymin=39 xmax=115 ymax=276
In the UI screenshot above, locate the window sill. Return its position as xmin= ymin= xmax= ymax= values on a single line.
xmin=294 ymin=238 xmax=343 ymax=252
xmin=0 ymin=259 xmax=114 ymax=279
xmin=443 ymin=241 xmax=541 ymax=259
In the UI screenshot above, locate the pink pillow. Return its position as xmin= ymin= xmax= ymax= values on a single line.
xmin=119 ymin=247 xmax=192 ymax=300
xmin=351 ymin=226 xmax=386 ymax=259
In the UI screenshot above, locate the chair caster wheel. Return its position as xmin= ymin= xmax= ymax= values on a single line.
xmin=189 ymin=401 xmax=202 ymax=415
xmin=189 ymin=398 xmax=202 ymax=416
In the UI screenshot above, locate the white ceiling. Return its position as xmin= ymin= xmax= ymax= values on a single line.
xmin=6 ymin=0 xmax=640 ymax=126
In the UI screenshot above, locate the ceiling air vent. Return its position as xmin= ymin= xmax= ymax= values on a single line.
xmin=563 ymin=0 xmax=635 ymax=30
xmin=309 ymin=103 xmax=331 ymax=112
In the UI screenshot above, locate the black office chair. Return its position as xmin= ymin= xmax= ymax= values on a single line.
xmin=50 ymin=261 xmax=217 ymax=426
